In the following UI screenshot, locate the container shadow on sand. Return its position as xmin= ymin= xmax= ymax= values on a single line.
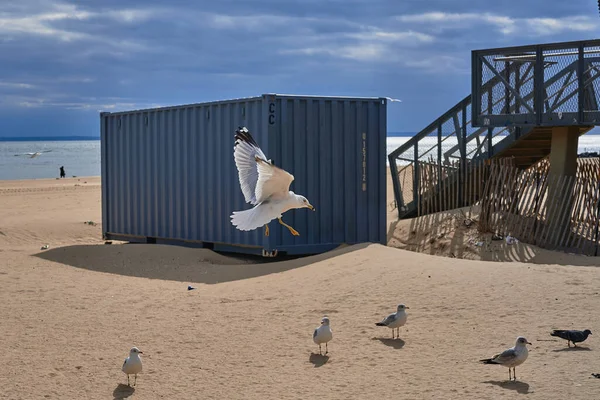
xmin=372 ymin=337 xmax=405 ymax=349
xmin=309 ymin=353 xmax=329 ymax=367
xmin=113 ymin=384 xmax=135 ymax=399
xmin=33 ymin=242 xmax=370 ymax=284
xmin=483 ymin=380 xmax=530 ymax=394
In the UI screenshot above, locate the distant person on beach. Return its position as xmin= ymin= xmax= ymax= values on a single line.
xmin=60 ymin=166 xmax=66 ymax=179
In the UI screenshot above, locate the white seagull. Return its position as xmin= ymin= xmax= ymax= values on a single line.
xmin=313 ymin=316 xmax=333 ymax=355
xmin=122 ymin=346 xmax=143 ymax=387
xmin=375 ymin=304 xmax=409 ymax=339
xmin=480 ymin=336 xmax=531 ymax=381
xmin=230 ymin=126 xmax=315 ymax=237
xmin=14 ymin=150 xmax=52 ymax=158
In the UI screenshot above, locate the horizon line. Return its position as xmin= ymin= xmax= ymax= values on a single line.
xmin=2 ymin=130 xmax=600 ymax=142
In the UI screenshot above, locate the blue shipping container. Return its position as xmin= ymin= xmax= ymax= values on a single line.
xmin=100 ymin=93 xmax=387 ymax=256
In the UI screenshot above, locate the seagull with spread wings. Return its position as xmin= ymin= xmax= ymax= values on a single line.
xmin=14 ymin=150 xmax=52 ymax=158
xmin=230 ymin=126 xmax=315 ymax=237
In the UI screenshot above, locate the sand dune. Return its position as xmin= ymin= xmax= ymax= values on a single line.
xmin=1 ymin=176 xmax=600 ymax=399
xmin=388 ymin=207 xmax=600 ymax=267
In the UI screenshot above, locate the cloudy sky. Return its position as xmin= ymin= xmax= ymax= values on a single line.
xmin=0 ymin=0 xmax=598 ymax=137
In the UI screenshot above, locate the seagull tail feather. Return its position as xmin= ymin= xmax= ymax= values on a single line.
xmin=479 ymin=358 xmax=497 ymax=365
xmin=230 ymin=204 xmax=277 ymax=231
xmin=375 ymin=322 xmax=387 ymax=326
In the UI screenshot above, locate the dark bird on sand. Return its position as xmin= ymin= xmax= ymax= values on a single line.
xmin=550 ymin=329 xmax=592 ymax=347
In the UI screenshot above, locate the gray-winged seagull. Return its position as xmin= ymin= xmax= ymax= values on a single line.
xmin=313 ymin=316 xmax=333 ymax=355
xmin=14 ymin=150 xmax=52 ymax=158
xmin=480 ymin=336 xmax=531 ymax=381
xmin=375 ymin=304 xmax=409 ymax=339
xmin=122 ymin=346 xmax=143 ymax=387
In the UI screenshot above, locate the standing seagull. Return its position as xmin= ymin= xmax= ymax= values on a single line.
xmin=14 ymin=150 xmax=52 ymax=158
xmin=122 ymin=347 xmax=143 ymax=387
xmin=480 ymin=336 xmax=531 ymax=381
xmin=313 ymin=316 xmax=333 ymax=355
xmin=375 ymin=304 xmax=409 ymax=339
xmin=550 ymin=329 xmax=592 ymax=347
xmin=231 ymin=127 xmax=315 ymax=237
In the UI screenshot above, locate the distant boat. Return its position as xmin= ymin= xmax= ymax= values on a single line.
xmin=14 ymin=150 xmax=52 ymax=158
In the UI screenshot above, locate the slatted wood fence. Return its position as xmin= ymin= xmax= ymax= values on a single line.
xmin=415 ymin=157 xmax=600 ymax=256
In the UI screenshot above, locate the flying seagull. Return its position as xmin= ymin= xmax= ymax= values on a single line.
xmin=122 ymin=346 xmax=143 ymax=387
xmin=14 ymin=150 xmax=52 ymax=158
xmin=480 ymin=336 xmax=531 ymax=381
xmin=385 ymin=97 xmax=402 ymax=103
xmin=550 ymin=329 xmax=592 ymax=347
xmin=313 ymin=316 xmax=333 ymax=355
xmin=375 ymin=304 xmax=409 ymax=339
xmin=230 ymin=126 xmax=315 ymax=237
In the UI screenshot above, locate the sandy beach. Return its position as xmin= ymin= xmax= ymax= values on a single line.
xmin=2 ymin=175 xmax=600 ymax=399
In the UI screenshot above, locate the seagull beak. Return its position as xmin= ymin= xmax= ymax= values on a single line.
xmin=527 ymin=342 xmax=532 ymax=345
xmin=308 ymin=204 xmax=315 ymax=211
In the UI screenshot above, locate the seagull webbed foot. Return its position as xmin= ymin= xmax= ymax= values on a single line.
xmin=278 ymin=217 xmax=300 ymax=236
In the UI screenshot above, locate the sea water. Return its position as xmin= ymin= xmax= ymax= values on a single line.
xmin=1 ymin=136 xmax=600 ymax=180
xmin=0 ymin=140 xmax=101 ymax=180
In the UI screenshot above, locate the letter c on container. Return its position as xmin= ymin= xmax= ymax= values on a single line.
xmin=268 ymin=102 xmax=275 ymax=124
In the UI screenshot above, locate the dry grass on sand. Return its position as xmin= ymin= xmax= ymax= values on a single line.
xmin=1 ymin=177 xmax=600 ymax=399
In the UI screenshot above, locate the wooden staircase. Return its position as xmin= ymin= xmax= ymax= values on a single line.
xmin=388 ymin=39 xmax=600 ymax=220
xmin=492 ymin=126 xmax=594 ymax=168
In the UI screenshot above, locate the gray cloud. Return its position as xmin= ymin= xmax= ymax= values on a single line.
xmin=0 ymin=0 xmax=597 ymax=133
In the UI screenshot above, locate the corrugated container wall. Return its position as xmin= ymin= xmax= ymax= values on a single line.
xmin=101 ymin=94 xmax=387 ymax=256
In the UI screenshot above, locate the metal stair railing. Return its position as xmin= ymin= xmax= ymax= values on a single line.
xmin=388 ymin=61 xmax=529 ymax=217
xmin=389 ymin=41 xmax=600 ymax=219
